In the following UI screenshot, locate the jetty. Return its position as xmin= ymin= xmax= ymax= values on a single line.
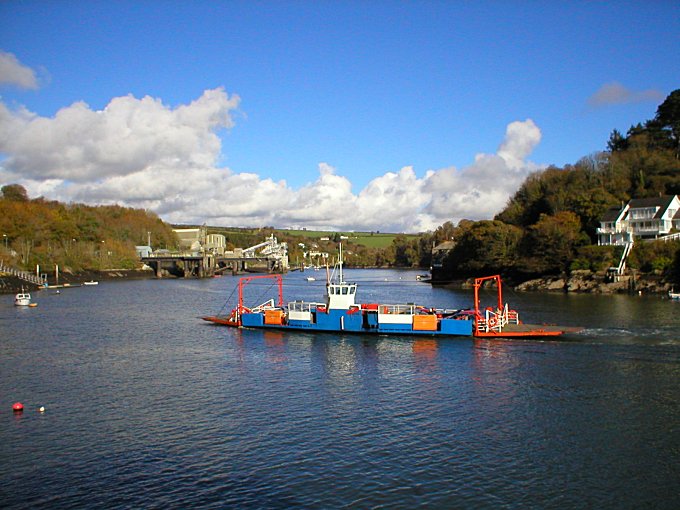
xmin=0 ymin=261 xmax=47 ymax=287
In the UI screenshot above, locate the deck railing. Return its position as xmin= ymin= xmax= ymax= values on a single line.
xmin=655 ymin=232 xmax=680 ymax=242
xmin=0 ymin=261 xmax=47 ymax=286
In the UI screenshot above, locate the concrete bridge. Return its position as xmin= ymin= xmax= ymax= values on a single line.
xmin=141 ymin=253 xmax=214 ymax=278
xmin=141 ymin=252 xmax=286 ymax=278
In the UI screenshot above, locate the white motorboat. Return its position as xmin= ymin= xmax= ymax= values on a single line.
xmin=14 ymin=291 xmax=31 ymax=306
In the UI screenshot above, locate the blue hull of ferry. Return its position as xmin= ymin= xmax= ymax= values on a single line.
xmin=240 ymin=309 xmax=473 ymax=337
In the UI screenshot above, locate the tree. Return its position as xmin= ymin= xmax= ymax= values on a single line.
xmin=671 ymin=247 xmax=680 ymax=286
xmin=654 ymin=88 xmax=680 ymax=158
xmin=392 ymin=235 xmax=419 ymax=267
xmin=607 ymin=129 xmax=628 ymax=152
xmin=443 ymin=220 xmax=522 ymax=277
xmin=1 ymin=184 xmax=29 ymax=202
xmin=521 ymin=212 xmax=589 ymax=275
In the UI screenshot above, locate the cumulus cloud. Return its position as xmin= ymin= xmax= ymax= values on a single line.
xmin=0 ymin=87 xmax=544 ymax=232
xmin=587 ymin=82 xmax=664 ymax=108
xmin=424 ymin=119 xmax=543 ymax=222
xmin=0 ymin=88 xmax=240 ymax=181
xmin=0 ymin=51 xmax=39 ymax=89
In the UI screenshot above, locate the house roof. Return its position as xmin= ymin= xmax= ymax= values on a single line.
xmin=432 ymin=241 xmax=455 ymax=252
xmin=628 ymin=195 xmax=676 ymax=219
xmin=601 ymin=206 xmax=624 ymax=222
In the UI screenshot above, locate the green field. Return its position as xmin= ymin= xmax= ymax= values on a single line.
xmin=281 ymin=230 xmax=418 ymax=248
xmin=198 ymin=225 xmax=420 ymax=249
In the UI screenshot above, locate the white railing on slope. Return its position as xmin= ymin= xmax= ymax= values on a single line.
xmin=0 ymin=261 xmax=46 ymax=286
xmin=654 ymin=232 xmax=680 ymax=243
xmin=612 ymin=241 xmax=634 ymax=275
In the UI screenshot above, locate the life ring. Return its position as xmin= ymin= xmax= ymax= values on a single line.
xmin=488 ymin=317 xmax=498 ymax=328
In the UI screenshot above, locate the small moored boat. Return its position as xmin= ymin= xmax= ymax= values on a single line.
xmin=14 ymin=291 xmax=31 ymax=306
xmin=669 ymin=290 xmax=680 ymax=301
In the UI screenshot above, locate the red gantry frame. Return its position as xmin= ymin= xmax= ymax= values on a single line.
xmin=236 ymin=274 xmax=284 ymax=324
xmin=473 ymin=275 xmax=513 ymax=337
xmin=472 ymin=274 xmax=567 ymax=338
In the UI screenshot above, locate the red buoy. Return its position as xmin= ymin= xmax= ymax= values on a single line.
xmin=12 ymin=402 xmax=24 ymax=412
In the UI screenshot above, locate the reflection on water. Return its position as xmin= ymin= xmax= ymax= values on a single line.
xmin=412 ymin=338 xmax=439 ymax=384
xmin=1 ymin=272 xmax=679 ymax=508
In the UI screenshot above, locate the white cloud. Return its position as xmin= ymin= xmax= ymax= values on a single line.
xmin=497 ymin=119 xmax=542 ymax=168
xmin=0 ymin=51 xmax=39 ymax=89
xmin=587 ymin=82 xmax=664 ymax=108
xmin=0 ymin=88 xmax=240 ymax=181
xmin=0 ymin=89 xmax=544 ymax=232
xmin=424 ymin=119 xmax=543 ymax=223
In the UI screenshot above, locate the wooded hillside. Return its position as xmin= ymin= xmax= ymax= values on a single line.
xmin=435 ymin=89 xmax=680 ymax=284
xmin=0 ymin=185 xmax=177 ymax=272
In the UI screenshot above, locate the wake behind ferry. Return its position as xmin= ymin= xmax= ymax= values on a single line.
xmin=203 ymin=246 xmax=579 ymax=339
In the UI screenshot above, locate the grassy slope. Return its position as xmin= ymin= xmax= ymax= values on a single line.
xmin=280 ymin=230 xmax=419 ymax=249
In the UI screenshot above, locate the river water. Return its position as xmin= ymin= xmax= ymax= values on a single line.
xmin=1 ymin=269 xmax=679 ymax=509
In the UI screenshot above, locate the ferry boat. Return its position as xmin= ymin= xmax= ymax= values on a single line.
xmin=203 ymin=246 xmax=579 ymax=338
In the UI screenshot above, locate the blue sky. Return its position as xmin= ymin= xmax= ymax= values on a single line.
xmin=0 ymin=1 xmax=678 ymax=231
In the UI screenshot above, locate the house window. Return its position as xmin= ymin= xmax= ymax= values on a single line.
xmin=629 ymin=207 xmax=656 ymax=220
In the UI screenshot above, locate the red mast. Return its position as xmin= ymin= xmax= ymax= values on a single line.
xmin=473 ymin=275 xmax=503 ymax=336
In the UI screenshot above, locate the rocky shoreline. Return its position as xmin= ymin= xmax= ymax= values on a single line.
xmin=514 ymin=270 xmax=672 ymax=295
xmin=434 ymin=270 xmax=674 ymax=295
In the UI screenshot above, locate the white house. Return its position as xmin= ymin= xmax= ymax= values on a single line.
xmin=598 ymin=195 xmax=680 ymax=245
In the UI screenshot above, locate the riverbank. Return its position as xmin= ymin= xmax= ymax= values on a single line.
xmin=434 ymin=270 xmax=674 ymax=295
xmin=513 ymin=270 xmax=673 ymax=294
xmin=0 ymin=268 xmax=155 ymax=294
xmin=3 ymin=266 xmax=674 ymax=296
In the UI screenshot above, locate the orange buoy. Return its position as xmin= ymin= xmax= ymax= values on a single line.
xmin=12 ymin=402 xmax=24 ymax=412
